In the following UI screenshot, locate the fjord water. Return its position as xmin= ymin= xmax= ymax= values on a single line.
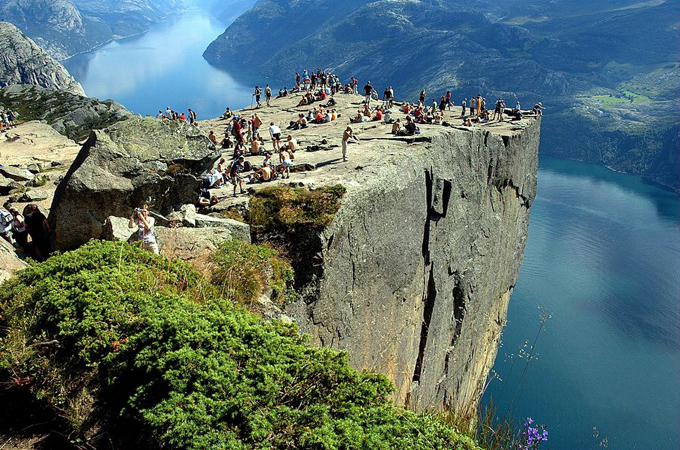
xmin=483 ymin=156 xmax=680 ymax=449
xmin=63 ymin=6 xmax=261 ymax=119
xmin=60 ymin=6 xmax=680 ymax=448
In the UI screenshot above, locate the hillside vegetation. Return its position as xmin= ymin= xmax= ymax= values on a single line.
xmin=0 ymin=240 xmax=481 ymax=449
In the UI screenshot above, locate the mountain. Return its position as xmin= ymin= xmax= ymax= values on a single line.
xmin=204 ymin=0 xmax=679 ymax=190
xmin=0 ymin=0 xmax=186 ymax=60
xmin=0 ymin=21 xmax=85 ymax=96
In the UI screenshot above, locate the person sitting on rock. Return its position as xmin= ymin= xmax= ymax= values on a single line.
xmin=0 ymin=204 xmax=13 ymax=244
xmin=285 ymin=135 xmax=298 ymax=152
xmin=197 ymin=179 xmax=220 ymax=206
xmin=222 ymin=107 xmax=232 ymax=119
xmin=391 ymin=118 xmax=402 ymax=135
xmin=250 ymin=138 xmax=262 ymax=155
xmin=397 ymin=116 xmax=417 ymax=136
xmin=220 ymin=134 xmax=233 ymax=149
xmin=208 ymin=130 xmax=218 ymax=145
xmin=373 ymin=107 xmax=383 ymax=122
xmin=462 ymin=118 xmax=472 ymax=126
xmin=7 ymin=205 xmax=28 ymax=253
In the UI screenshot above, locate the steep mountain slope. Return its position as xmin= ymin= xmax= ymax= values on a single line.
xmin=0 ymin=0 xmax=185 ymax=60
xmin=205 ymin=0 xmax=679 ymax=190
xmin=0 ymin=22 xmax=85 ymax=95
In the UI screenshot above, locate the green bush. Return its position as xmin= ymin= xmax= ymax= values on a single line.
xmin=248 ymin=185 xmax=346 ymax=234
xmin=0 ymin=241 xmax=480 ymax=449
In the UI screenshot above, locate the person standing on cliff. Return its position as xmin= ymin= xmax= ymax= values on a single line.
xmin=254 ymin=86 xmax=262 ymax=108
xmin=342 ymin=125 xmax=355 ymax=162
xmin=419 ymin=88 xmax=426 ymax=105
xmin=469 ymin=96 xmax=476 ymax=117
xmin=363 ymin=81 xmax=373 ymax=105
xmin=265 ymin=84 xmax=272 ymax=107
xmin=461 ymin=98 xmax=467 ymax=117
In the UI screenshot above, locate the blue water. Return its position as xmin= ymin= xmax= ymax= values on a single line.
xmin=60 ymin=5 xmax=680 ymax=448
xmin=484 ymin=157 xmax=680 ymax=449
xmin=63 ymin=4 xmax=275 ymax=120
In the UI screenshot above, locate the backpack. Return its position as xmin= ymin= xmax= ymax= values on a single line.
xmin=1 ymin=209 xmax=13 ymax=227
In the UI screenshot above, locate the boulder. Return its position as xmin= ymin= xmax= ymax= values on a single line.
xmin=49 ymin=117 xmax=220 ymax=250
xmin=26 ymin=163 xmax=42 ymax=174
xmin=0 ymin=237 xmax=27 ymax=283
xmin=155 ymin=226 xmax=250 ymax=267
xmin=101 ymin=216 xmax=136 ymax=242
xmin=194 ymin=214 xmax=251 ymax=241
xmin=0 ymin=166 xmax=33 ymax=182
xmin=17 ymin=190 xmax=48 ymax=202
xmin=168 ymin=204 xmax=197 ymax=228
xmin=0 ymin=174 xmax=13 ymax=194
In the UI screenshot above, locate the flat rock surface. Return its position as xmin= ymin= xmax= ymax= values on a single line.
xmin=199 ymin=91 xmax=538 ymax=206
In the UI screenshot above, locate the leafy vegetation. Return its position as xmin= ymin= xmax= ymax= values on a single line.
xmin=248 ymin=185 xmax=346 ymax=234
xmin=0 ymin=241 xmax=481 ymax=449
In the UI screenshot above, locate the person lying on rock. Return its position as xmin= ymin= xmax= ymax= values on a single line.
xmin=128 ymin=204 xmax=159 ymax=255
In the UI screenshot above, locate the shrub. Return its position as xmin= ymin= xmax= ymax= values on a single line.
xmin=248 ymin=185 xmax=346 ymax=234
xmin=210 ymin=239 xmax=296 ymax=309
xmin=0 ymin=241 xmax=480 ymax=449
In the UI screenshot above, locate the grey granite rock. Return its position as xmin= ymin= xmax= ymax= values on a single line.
xmin=0 ymin=22 xmax=85 ymax=95
xmin=49 ymin=117 xmax=220 ymax=250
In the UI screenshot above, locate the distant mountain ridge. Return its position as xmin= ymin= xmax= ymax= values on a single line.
xmin=0 ymin=0 xmax=186 ymax=60
xmin=204 ymin=0 xmax=679 ymax=190
xmin=0 ymin=21 xmax=85 ymax=96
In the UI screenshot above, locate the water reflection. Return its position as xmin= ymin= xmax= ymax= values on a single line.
xmin=63 ymin=8 xmax=269 ymax=118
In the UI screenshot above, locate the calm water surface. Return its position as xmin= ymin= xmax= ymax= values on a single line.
xmin=61 ymin=8 xmax=680 ymax=448
xmin=63 ymin=6 xmax=272 ymax=119
xmin=484 ymin=157 xmax=680 ymax=449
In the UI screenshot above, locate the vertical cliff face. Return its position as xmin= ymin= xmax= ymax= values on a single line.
xmin=284 ymin=120 xmax=540 ymax=412
xmin=0 ymin=21 xmax=85 ymax=96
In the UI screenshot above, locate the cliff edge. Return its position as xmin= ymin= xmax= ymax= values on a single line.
xmin=201 ymin=93 xmax=540 ymax=412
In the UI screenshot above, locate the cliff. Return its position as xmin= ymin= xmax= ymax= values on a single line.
xmin=0 ymin=22 xmax=85 ymax=96
xmin=200 ymin=93 xmax=540 ymax=412
xmin=43 ymin=90 xmax=539 ymax=415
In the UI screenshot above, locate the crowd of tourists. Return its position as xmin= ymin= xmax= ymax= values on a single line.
xmin=155 ymin=106 xmax=199 ymax=125
xmin=196 ymin=68 xmax=544 ymax=210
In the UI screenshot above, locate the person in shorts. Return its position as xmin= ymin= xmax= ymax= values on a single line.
xmin=269 ymin=122 xmax=281 ymax=151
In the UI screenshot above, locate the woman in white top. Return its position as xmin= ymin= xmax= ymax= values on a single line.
xmin=128 ymin=204 xmax=159 ymax=254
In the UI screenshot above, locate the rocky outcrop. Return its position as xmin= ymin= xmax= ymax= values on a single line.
xmin=281 ymin=121 xmax=540 ymax=412
xmin=0 ymin=22 xmax=85 ymax=95
xmin=0 ymin=84 xmax=135 ymax=140
xmin=48 ymin=117 xmax=220 ymax=250
xmin=0 ymin=237 xmax=27 ymax=282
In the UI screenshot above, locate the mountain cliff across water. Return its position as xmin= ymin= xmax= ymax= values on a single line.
xmin=204 ymin=0 xmax=679 ymax=190
xmin=0 ymin=0 xmax=186 ymax=60
xmin=0 ymin=21 xmax=85 ymax=96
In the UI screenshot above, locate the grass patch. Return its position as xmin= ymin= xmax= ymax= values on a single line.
xmin=248 ymin=185 xmax=346 ymax=234
xmin=210 ymin=239 xmax=297 ymax=310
